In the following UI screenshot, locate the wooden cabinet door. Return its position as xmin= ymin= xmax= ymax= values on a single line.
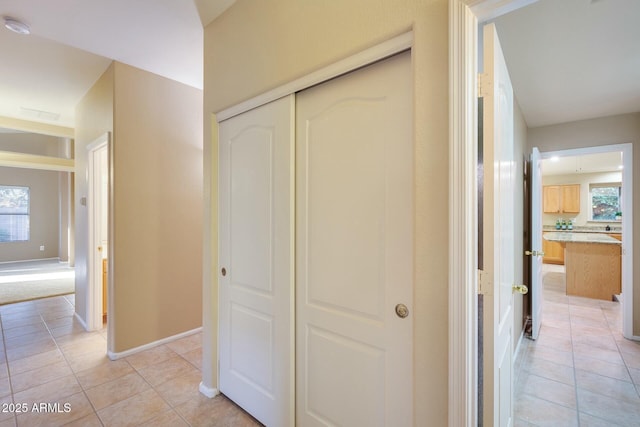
xmin=561 ymin=184 xmax=580 ymax=213
xmin=543 ymin=185 xmax=561 ymax=213
xmin=542 ymin=234 xmax=564 ymax=264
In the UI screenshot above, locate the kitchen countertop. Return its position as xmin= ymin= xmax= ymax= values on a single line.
xmin=543 ymin=232 xmax=621 ymax=245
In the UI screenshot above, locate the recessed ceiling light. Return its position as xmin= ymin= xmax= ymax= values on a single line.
xmin=550 ymin=156 xmax=560 ymax=162
xmin=3 ymin=17 xmax=30 ymax=35
xmin=618 ymin=165 xmax=624 ymax=170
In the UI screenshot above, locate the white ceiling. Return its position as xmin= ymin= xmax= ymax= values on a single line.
xmin=494 ymin=0 xmax=640 ymax=127
xmin=0 ymin=0 xmax=638 ymax=131
xmin=0 ymin=0 xmax=234 ymax=128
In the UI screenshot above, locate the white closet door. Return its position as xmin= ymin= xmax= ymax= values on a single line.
xmin=219 ymin=95 xmax=294 ymax=427
xmin=296 ymin=51 xmax=414 ymax=426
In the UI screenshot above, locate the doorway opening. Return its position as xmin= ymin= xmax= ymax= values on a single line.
xmin=534 ymin=143 xmax=633 ymax=340
xmin=87 ymin=133 xmax=110 ymax=333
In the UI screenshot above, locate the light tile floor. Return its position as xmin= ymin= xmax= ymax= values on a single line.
xmin=0 ymin=294 xmax=261 ymax=426
xmin=514 ymin=264 xmax=640 ymax=426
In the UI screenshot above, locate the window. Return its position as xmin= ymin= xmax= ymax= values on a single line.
xmin=590 ymin=183 xmax=621 ymax=221
xmin=0 ymin=185 xmax=30 ymax=242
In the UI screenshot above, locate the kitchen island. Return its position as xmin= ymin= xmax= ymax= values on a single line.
xmin=543 ymin=232 xmax=622 ymax=300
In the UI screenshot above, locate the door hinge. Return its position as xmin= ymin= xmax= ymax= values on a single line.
xmin=478 ymin=73 xmax=492 ymax=98
xmin=478 ymin=269 xmax=492 ymax=295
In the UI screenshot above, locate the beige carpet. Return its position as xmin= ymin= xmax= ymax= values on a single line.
xmin=0 ymin=260 xmax=75 ymax=305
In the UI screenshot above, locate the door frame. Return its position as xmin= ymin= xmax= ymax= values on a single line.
xmin=449 ymin=1 xmax=537 ymax=425
xmin=86 ymin=132 xmax=111 ymax=332
xmin=536 ymin=144 xmax=634 ymax=339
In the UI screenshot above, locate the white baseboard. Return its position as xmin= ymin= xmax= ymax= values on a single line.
xmin=0 ymin=257 xmax=61 ymax=265
xmin=107 ymin=327 xmax=203 ymax=361
xmin=199 ymin=382 xmax=219 ymax=398
xmin=74 ymin=312 xmax=89 ymax=331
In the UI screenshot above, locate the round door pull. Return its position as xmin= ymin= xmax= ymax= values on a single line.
xmin=221 ymin=267 xmax=227 ymax=277
xmin=395 ymin=303 xmax=409 ymax=319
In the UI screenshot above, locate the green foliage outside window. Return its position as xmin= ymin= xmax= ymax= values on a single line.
xmin=591 ymin=185 xmax=621 ymax=221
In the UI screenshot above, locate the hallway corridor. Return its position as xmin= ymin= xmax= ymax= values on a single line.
xmin=0 ymin=295 xmax=260 ymax=426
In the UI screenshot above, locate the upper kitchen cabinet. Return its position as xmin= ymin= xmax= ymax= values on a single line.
xmin=561 ymin=184 xmax=580 ymax=213
xmin=543 ymin=184 xmax=580 ymax=213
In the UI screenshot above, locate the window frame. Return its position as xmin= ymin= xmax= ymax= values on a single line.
xmin=0 ymin=185 xmax=31 ymax=243
xmin=589 ymin=182 xmax=622 ymax=222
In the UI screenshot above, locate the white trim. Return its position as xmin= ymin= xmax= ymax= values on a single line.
xmin=107 ymin=327 xmax=203 ymax=360
xmin=449 ymin=2 xmax=478 ymax=427
xmin=199 ymin=382 xmax=220 ymax=398
xmin=86 ymin=133 xmax=110 ymax=332
xmin=539 ymin=143 xmax=634 ymax=339
xmin=451 ymin=1 xmax=538 ymax=425
xmin=86 ymin=133 xmax=109 ymax=152
xmin=467 ymin=0 xmax=539 ymax=22
xmin=216 ymin=31 xmax=413 ymax=122
xmin=74 ymin=312 xmax=89 ymax=331
xmin=0 ymin=257 xmax=62 ymax=265
xmin=0 ymin=150 xmax=74 ymax=172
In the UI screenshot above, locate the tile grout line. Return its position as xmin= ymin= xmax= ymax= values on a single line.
xmin=564 ymin=287 xmax=583 ymax=427
xmin=124 ymin=349 xmax=196 ymax=426
xmin=0 ymin=296 xmax=204 ymax=427
xmin=607 ymin=301 xmax=640 ymax=402
xmin=0 ymin=312 xmax=18 ymax=427
xmin=38 ymin=303 xmax=107 ymax=427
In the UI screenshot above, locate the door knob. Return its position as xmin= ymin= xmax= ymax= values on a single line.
xmin=395 ymin=304 xmax=409 ymax=319
xmin=221 ymin=267 xmax=227 ymax=277
xmin=525 ymin=250 xmax=545 ymax=257
xmin=512 ymin=284 xmax=528 ymax=294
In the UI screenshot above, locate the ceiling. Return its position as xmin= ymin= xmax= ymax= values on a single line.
xmin=0 ymin=0 xmax=638 ymax=131
xmin=494 ymin=0 xmax=640 ymax=128
xmin=0 ymin=0 xmax=235 ymax=128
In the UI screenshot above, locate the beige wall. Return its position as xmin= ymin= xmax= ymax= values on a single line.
xmin=203 ymin=0 xmax=449 ymax=422
xmin=75 ymin=64 xmax=114 ymax=323
xmin=528 ymin=112 xmax=640 ymax=335
xmin=75 ymin=63 xmax=203 ymax=352
xmin=0 ymin=167 xmax=60 ymax=261
xmin=0 ymin=132 xmax=64 ymax=157
xmin=112 ymin=62 xmax=203 ymax=352
xmin=513 ymin=101 xmax=527 ymax=350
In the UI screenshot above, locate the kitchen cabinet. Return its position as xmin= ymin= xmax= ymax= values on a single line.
xmin=565 ymin=242 xmax=621 ymax=300
xmin=542 ymin=233 xmax=564 ymax=264
xmin=544 ymin=232 xmax=622 ymax=300
xmin=543 ymin=184 xmax=580 ymax=214
xmin=543 ymin=186 xmax=561 ymax=213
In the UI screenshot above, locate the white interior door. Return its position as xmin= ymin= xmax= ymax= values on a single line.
xmin=530 ymin=147 xmax=543 ymax=340
xmin=481 ymin=23 xmax=516 ymax=427
xmin=219 ymin=95 xmax=294 ymax=427
xmin=296 ymin=51 xmax=413 ymax=426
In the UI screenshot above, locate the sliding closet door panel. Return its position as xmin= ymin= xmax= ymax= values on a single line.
xmin=296 ymin=51 xmax=413 ymax=426
xmin=219 ymin=95 xmax=294 ymax=427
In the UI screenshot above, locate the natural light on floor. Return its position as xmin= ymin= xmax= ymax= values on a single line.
xmin=0 ymin=270 xmax=74 ymax=284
